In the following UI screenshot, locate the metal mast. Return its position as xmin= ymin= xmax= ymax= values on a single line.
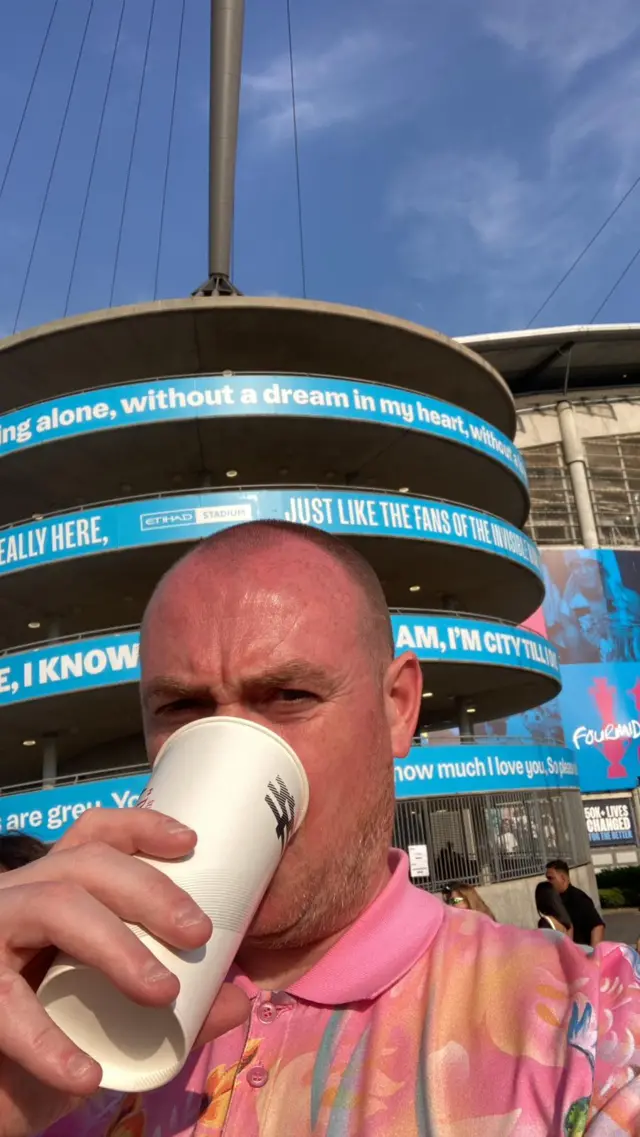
xmin=194 ymin=0 xmax=245 ymax=296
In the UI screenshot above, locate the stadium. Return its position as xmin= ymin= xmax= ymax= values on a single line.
xmin=465 ymin=324 xmax=640 ymax=880
xmin=0 ymin=302 xmax=613 ymax=926
xmin=0 ymin=2 xmax=637 ymax=928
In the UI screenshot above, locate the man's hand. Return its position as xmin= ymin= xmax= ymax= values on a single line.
xmin=0 ymin=810 xmax=250 ymax=1137
xmin=591 ymin=924 xmax=605 ymax=948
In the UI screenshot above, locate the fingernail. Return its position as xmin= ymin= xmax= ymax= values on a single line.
xmin=143 ymin=958 xmax=174 ymax=984
xmin=166 ymin=822 xmax=196 ymax=838
xmin=67 ymin=1052 xmax=99 ymax=1080
xmin=175 ymin=903 xmax=208 ymax=929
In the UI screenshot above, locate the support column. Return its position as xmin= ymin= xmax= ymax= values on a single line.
xmin=455 ymin=697 xmax=475 ymax=742
xmin=446 ymin=595 xmax=476 ymax=744
xmin=557 ymin=400 xmax=599 ymax=549
xmin=42 ymin=736 xmax=58 ymax=789
xmin=46 ymin=617 xmax=61 ymax=641
xmin=194 ymin=0 xmax=245 ymax=296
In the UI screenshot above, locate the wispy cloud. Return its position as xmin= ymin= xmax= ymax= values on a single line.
xmin=550 ymin=62 xmax=640 ymax=191
xmin=482 ymin=0 xmax=640 ymax=79
xmin=390 ymin=24 xmax=640 ymax=330
xmin=391 ymin=150 xmax=567 ymax=320
xmin=244 ymin=29 xmax=407 ymax=143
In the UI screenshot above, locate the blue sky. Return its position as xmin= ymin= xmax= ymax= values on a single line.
xmin=2 ymin=0 xmax=640 ymax=337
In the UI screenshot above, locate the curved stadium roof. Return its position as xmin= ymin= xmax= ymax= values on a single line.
xmin=460 ymin=324 xmax=640 ymax=401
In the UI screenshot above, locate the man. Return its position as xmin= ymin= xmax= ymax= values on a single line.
xmin=0 ymin=521 xmax=637 ymax=1136
xmin=498 ymin=820 xmax=518 ymax=855
xmin=546 ymin=858 xmax=606 ymax=948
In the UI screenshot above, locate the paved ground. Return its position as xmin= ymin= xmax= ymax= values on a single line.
xmin=603 ymin=909 xmax=640 ymax=946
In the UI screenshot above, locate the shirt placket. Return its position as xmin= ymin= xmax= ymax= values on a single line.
xmin=219 ymin=991 xmax=296 ymax=1136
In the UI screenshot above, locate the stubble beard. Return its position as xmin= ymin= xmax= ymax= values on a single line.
xmin=245 ymin=768 xmax=396 ymax=951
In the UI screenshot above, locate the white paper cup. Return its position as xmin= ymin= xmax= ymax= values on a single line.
xmin=37 ymin=717 xmax=309 ymax=1093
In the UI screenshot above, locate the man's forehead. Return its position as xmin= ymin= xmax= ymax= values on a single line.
xmin=142 ymin=547 xmax=363 ymax=676
xmin=148 ymin=541 xmax=360 ymax=623
xmin=168 ymin=535 xmax=354 ymax=591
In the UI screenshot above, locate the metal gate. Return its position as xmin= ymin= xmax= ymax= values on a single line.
xmin=393 ymin=788 xmax=589 ymax=891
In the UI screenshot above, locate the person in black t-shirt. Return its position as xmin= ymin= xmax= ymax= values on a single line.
xmin=545 ymin=859 xmax=605 ymax=947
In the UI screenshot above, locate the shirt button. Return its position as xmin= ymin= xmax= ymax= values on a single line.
xmin=257 ymin=1002 xmax=276 ymax=1024
xmin=247 ymin=1065 xmax=269 ymax=1089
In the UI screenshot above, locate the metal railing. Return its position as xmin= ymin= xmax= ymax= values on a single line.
xmin=0 ymin=623 xmax=138 ymax=658
xmin=0 ymin=763 xmax=148 ymax=797
xmin=394 ymin=786 xmax=590 ymax=892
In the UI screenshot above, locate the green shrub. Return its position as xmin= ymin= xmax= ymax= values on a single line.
xmin=599 ymin=888 xmax=627 ymax=909
xmin=596 ymin=866 xmax=640 ymax=905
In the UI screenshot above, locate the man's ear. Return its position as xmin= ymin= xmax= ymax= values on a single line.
xmin=383 ymin=651 xmax=423 ymax=758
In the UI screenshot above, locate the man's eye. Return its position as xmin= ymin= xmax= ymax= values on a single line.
xmin=155 ymin=698 xmax=202 ymax=715
xmin=275 ymin=689 xmax=315 ymax=702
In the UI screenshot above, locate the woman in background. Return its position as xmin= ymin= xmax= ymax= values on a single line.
xmin=444 ymin=883 xmax=496 ymax=920
xmin=535 ymin=880 xmax=573 ymax=936
xmin=0 ymin=833 xmax=48 ymax=871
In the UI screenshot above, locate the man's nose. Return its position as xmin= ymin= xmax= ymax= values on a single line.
xmin=210 ymin=701 xmax=268 ymax=729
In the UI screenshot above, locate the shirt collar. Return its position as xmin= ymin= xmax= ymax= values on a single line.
xmin=236 ymin=849 xmax=444 ymax=1006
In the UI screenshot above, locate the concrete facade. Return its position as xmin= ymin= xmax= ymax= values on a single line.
xmin=516 ymin=396 xmax=640 ymax=452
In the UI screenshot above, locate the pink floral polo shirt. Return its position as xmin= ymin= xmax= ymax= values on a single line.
xmin=46 ymin=851 xmax=640 ymax=1136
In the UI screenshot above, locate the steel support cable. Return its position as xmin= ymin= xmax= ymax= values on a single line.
xmin=589 ymin=241 xmax=640 ymax=323
xmin=286 ymin=0 xmax=307 ymax=298
xmin=0 ymin=0 xmax=60 ymax=204
xmin=109 ymin=0 xmax=158 ymax=307
xmin=64 ymin=0 xmax=128 ymax=316
xmin=13 ymin=0 xmax=97 ymax=332
xmin=153 ymin=0 xmax=187 ymax=299
xmin=526 ymin=172 xmax=640 ymax=329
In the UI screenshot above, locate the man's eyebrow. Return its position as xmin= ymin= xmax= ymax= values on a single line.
xmin=242 ymin=661 xmax=333 ymax=689
xmin=141 ymin=662 xmax=335 ymax=704
xmin=141 ymin=677 xmax=209 ymax=705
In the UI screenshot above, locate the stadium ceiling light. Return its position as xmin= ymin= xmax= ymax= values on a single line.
xmin=422 ymin=691 xmax=433 ymax=698
xmin=226 ymin=470 xmax=238 ymax=478
xmin=28 ymin=621 xmax=41 ymax=629
xmin=467 ymin=706 xmax=477 ymax=713
xmin=22 ymin=739 xmax=36 ymax=747
xmin=399 ymin=486 xmax=409 ymax=493
xmin=409 ymin=584 xmax=421 ymax=592
xmin=32 ymin=513 xmax=43 ymax=521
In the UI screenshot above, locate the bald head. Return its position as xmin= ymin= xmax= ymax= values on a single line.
xmin=143 ymin=520 xmax=394 ymax=672
xmin=139 ymin=518 xmax=422 ymax=949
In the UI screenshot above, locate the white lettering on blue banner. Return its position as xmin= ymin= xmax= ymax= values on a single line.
xmin=0 ymin=490 xmax=541 ymax=580
xmin=0 ymin=376 xmax=527 ymax=484
xmin=0 ymin=616 xmax=559 ymax=710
